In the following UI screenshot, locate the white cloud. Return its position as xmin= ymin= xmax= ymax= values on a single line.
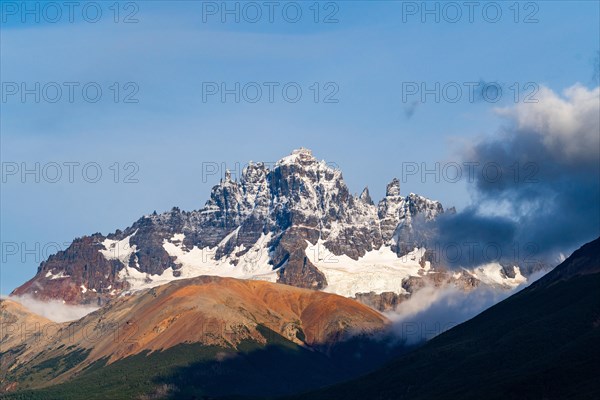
xmin=385 ymin=271 xmax=548 ymax=345
xmin=495 ymin=84 xmax=600 ymax=163
xmin=385 ymin=285 xmax=510 ymax=344
xmin=7 ymin=295 xmax=98 ymax=323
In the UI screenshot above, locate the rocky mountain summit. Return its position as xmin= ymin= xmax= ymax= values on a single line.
xmin=12 ymin=149 xmax=526 ymax=309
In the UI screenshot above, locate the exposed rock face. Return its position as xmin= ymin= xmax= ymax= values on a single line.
xmin=354 ymin=292 xmax=409 ymax=312
xmin=272 ymin=227 xmax=327 ymax=290
xmin=378 ymin=182 xmax=444 ymax=256
xmin=13 ymin=235 xmax=128 ymax=306
xmin=11 ymin=148 xmax=525 ymax=309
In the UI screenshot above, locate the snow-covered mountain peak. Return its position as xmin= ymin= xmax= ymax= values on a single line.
xmin=274 ymin=148 xmax=340 ymax=179
xmin=12 ymin=148 xmax=530 ymax=312
xmin=277 ymin=147 xmax=317 ymax=166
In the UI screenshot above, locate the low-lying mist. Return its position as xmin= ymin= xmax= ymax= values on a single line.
xmin=385 ymin=269 xmax=548 ymax=345
xmin=6 ymin=295 xmax=99 ymax=323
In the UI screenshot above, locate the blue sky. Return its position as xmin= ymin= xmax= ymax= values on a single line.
xmin=1 ymin=1 xmax=599 ymax=293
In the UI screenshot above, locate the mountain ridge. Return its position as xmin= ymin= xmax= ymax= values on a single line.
xmin=11 ymin=149 xmax=528 ymax=309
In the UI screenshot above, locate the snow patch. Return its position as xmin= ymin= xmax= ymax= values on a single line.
xmin=45 ymin=270 xmax=70 ymax=280
xmin=118 ymin=233 xmax=279 ymax=293
xmin=468 ymin=264 xmax=526 ymax=288
xmin=307 ymin=239 xmax=429 ymax=297
xmin=99 ymin=231 xmax=138 ymax=266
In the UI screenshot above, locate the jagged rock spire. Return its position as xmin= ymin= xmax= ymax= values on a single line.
xmin=359 ymin=187 xmax=374 ymax=205
xmin=386 ymin=178 xmax=401 ymax=196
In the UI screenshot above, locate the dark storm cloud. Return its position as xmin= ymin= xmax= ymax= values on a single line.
xmin=431 ymin=84 xmax=600 ymax=269
xmin=430 ymin=208 xmax=518 ymax=268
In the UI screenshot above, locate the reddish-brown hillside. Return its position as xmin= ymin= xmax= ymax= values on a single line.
xmin=2 ymin=276 xmax=389 ymax=392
